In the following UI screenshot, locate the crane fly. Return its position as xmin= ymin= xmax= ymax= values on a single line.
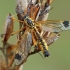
xmin=0 ymin=0 xmax=70 ymax=70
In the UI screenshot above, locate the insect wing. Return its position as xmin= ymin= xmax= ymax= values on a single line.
xmin=42 ymin=32 xmax=60 ymax=46
xmin=35 ymin=20 xmax=70 ymax=46
xmin=15 ymin=32 xmax=32 ymax=65
xmin=35 ymin=20 xmax=70 ymax=32
xmin=20 ymin=32 xmax=32 ymax=55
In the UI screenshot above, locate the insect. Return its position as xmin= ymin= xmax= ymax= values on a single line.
xmin=0 ymin=0 xmax=70 ymax=70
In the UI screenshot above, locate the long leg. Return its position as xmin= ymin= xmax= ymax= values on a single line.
xmin=11 ymin=27 xmax=26 ymax=36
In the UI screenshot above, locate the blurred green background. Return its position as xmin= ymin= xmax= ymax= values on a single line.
xmin=0 ymin=0 xmax=70 ymax=70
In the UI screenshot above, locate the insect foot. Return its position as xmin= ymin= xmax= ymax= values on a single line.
xmin=43 ymin=50 xmax=50 ymax=57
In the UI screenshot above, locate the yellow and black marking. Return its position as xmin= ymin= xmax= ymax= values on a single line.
xmin=21 ymin=15 xmax=50 ymax=57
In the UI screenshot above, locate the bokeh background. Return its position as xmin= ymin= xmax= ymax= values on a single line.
xmin=0 ymin=0 xmax=70 ymax=70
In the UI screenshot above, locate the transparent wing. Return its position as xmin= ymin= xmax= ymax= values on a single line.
xmin=42 ymin=32 xmax=60 ymax=46
xmin=15 ymin=30 xmax=32 ymax=65
xmin=35 ymin=20 xmax=70 ymax=32
xmin=20 ymin=32 xmax=32 ymax=55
